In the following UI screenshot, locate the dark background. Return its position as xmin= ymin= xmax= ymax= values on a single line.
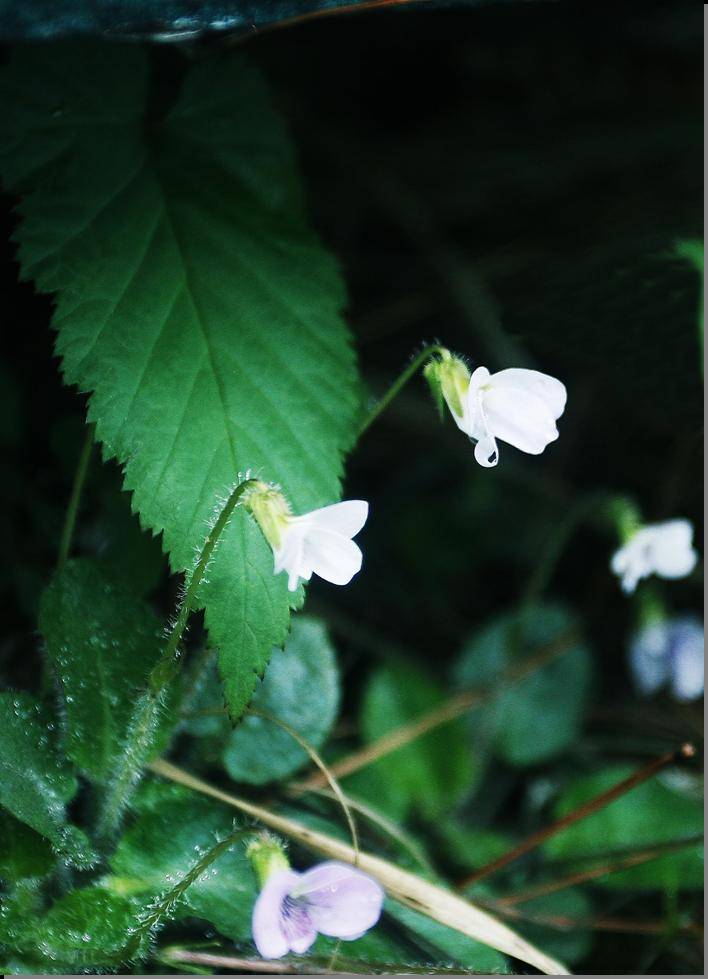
xmin=0 ymin=1 xmax=703 ymax=973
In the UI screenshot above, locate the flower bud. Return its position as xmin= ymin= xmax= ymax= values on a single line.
xmin=246 ymin=833 xmax=290 ymax=888
xmin=242 ymin=481 xmax=292 ymax=551
xmin=423 ymin=349 xmax=470 ymax=422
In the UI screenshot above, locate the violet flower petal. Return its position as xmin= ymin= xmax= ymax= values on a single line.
xmin=252 ymin=869 xmax=302 ymax=959
xmin=293 ymin=861 xmax=384 ymax=939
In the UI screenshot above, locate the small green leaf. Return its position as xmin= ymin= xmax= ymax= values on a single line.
xmin=108 ymin=783 xmax=257 ymax=941
xmin=0 ymin=691 xmax=94 ymax=867
xmin=39 ymin=558 xmax=166 ymax=782
xmin=0 ymin=811 xmax=54 ymax=882
xmin=346 ymin=663 xmax=476 ymax=821
xmin=453 ymin=603 xmax=591 ymax=766
xmin=544 ymin=767 xmax=703 ymax=890
xmin=222 ymin=616 xmax=340 ymax=784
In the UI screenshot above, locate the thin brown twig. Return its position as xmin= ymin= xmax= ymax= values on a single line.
xmin=457 ymin=743 xmax=696 ymax=890
xmin=291 ymin=630 xmax=576 ymax=793
xmin=496 ymin=834 xmax=704 ymax=907
xmin=160 ymin=947 xmax=488 ymax=975
xmin=475 ymin=901 xmax=703 ymax=937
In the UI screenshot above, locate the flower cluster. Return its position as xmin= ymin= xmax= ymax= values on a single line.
xmin=237 ymin=344 xmax=701 ymax=960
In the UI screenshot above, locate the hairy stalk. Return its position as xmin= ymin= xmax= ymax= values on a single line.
xmin=124 ymin=826 xmax=250 ymax=961
xmin=150 ymin=479 xmax=254 ymax=692
xmin=57 ymin=423 xmax=95 ymax=570
xmin=357 ymin=344 xmax=447 ymax=439
xmin=96 ymin=479 xmax=253 ymax=844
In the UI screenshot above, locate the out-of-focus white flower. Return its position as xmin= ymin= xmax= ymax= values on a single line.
xmin=425 ymin=351 xmax=566 ymax=467
xmin=630 ymin=614 xmax=704 ymax=701
xmin=243 ymin=482 xmax=368 ymax=592
xmin=611 ymin=519 xmax=698 ymax=594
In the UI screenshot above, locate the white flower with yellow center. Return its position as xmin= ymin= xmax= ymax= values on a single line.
xmin=425 ymin=350 xmax=567 ymax=467
xmin=244 ymin=482 xmax=368 ymax=592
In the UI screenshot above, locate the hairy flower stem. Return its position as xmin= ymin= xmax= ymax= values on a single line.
xmin=96 ymin=479 xmax=253 ymax=845
xmin=124 ymin=826 xmax=250 ymax=962
xmin=356 ymin=344 xmax=447 ymax=439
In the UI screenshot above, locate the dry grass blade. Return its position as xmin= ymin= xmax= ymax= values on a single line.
xmin=148 ymin=758 xmax=571 ymax=976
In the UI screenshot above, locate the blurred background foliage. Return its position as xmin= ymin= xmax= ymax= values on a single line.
xmin=0 ymin=0 xmax=703 ymax=974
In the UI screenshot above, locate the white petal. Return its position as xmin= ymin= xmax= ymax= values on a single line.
xmin=302 ymin=530 xmax=363 ymax=586
xmin=252 ymin=870 xmax=301 ymax=959
xmin=469 ymin=365 xmax=491 ymax=393
xmin=306 ymin=500 xmax=369 ymax=539
xmin=474 ymin=434 xmax=499 ymax=467
xmin=650 ymin=520 xmax=698 ymax=580
xmin=482 ymin=386 xmax=558 ymax=455
xmin=489 ymin=368 xmax=567 ymax=420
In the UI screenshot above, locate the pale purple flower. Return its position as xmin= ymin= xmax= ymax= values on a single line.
xmin=630 ymin=615 xmax=704 ymax=702
xmin=252 ymin=860 xmax=384 ymax=959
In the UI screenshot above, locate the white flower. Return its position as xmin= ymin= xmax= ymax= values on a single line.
xmin=273 ymin=500 xmax=368 ymax=592
xmin=611 ymin=519 xmax=698 ymax=594
xmin=243 ymin=482 xmax=368 ymax=592
xmin=629 ymin=615 xmax=704 ymax=702
xmin=458 ymin=367 xmax=567 ymax=467
xmin=425 ymin=352 xmax=567 ymax=467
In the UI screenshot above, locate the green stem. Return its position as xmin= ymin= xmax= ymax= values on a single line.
xmin=149 ymin=479 xmax=254 ymax=692
xmin=357 ymin=344 xmax=447 ymax=439
xmin=57 ymin=423 xmax=94 ymax=569
xmin=124 ymin=826 xmax=250 ymax=962
xmin=97 ymin=478 xmax=254 ymax=844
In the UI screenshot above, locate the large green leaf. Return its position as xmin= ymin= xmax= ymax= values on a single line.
xmin=346 ymin=663 xmax=476 ymax=821
xmin=0 ymin=44 xmax=359 ymax=718
xmin=38 ymin=558 xmax=166 ymax=782
xmin=453 ymin=603 xmax=591 ymax=766
xmin=544 ymin=767 xmax=704 ymax=890
xmin=0 ymin=692 xmax=94 ymax=867
xmin=108 ymin=783 xmax=257 ymax=941
xmin=222 ymin=616 xmax=340 ymax=784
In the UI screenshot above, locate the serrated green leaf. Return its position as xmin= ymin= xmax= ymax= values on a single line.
xmin=453 ymin=603 xmax=591 ymax=766
xmin=544 ymin=768 xmax=704 ymax=890
xmin=0 ymin=42 xmax=359 ymax=719
xmin=108 ymin=783 xmax=257 ymax=941
xmin=0 ymin=691 xmax=94 ymax=867
xmin=0 ymin=811 xmax=54 ymax=882
xmin=38 ymin=558 xmax=167 ymax=782
xmin=222 ymin=616 xmax=340 ymax=784
xmin=346 ymin=663 xmax=476 ymax=822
